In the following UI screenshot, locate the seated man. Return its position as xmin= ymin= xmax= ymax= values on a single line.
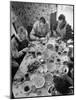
xmin=11 ymin=26 xmax=29 ymax=79
xmin=53 ymin=14 xmax=73 ymax=41
xmin=30 ymin=17 xmax=51 ymax=41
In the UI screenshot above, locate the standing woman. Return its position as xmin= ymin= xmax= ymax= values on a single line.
xmin=53 ymin=14 xmax=73 ymax=41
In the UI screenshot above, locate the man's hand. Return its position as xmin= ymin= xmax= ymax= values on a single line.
xmin=18 ymin=51 xmax=24 ymax=57
xmin=19 ymin=48 xmax=28 ymax=56
xmin=21 ymin=48 xmax=28 ymax=53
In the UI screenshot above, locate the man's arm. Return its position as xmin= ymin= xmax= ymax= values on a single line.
xmin=46 ymin=23 xmax=51 ymax=40
xmin=30 ymin=21 xmax=39 ymax=40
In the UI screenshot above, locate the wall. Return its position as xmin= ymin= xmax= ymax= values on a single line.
xmin=11 ymin=2 xmax=56 ymax=29
xmin=57 ymin=5 xmax=73 ymax=29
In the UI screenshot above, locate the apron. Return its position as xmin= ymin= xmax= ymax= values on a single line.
xmin=56 ymin=23 xmax=67 ymax=38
